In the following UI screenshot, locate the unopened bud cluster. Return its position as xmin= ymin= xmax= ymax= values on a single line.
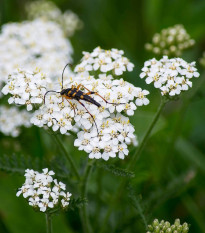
xmin=26 ymin=0 xmax=83 ymax=37
xmin=147 ymin=219 xmax=189 ymax=233
xmin=145 ymin=25 xmax=195 ymax=57
xmin=16 ymin=168 xmax=72 ymax=212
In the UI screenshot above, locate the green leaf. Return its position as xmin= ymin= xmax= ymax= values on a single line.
xmin=127 ymin=184 xmax=148 ymax=229
xmin=0 ymin=154 xmax=42 ymax=174
xmin=69 ymin=197 xmax=87 ymax=211
xmin=97 ymin=163 xmax=135 ymax=178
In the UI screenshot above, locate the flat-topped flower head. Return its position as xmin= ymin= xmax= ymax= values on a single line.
xmin=140 ymin=56 xmax=199 ymax=97
xmin=2 ymin=68 xmax=50 ymax=111
xmin=74 ymin=47 xmax=134 ymax=76
xmin=17 ymin=168 xmax=72 ymax=212
xmin=30 ymin=70 xmax=149 ymax=160
xmin=74 ymin=114 xmax=137 ymax=160
xmin=0 ymin=106 xmax=31 ymax=137
xmin=3 ymin=46 xmax=150 ymax=161
xmin=145 ymin=24 xmax=195 ymax=57
xmin=0 ymin=18 xmax=73 ymax=93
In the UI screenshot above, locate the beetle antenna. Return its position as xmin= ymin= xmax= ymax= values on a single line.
xmin=44 ymin=90 xmax=61 ymax=104
xmin=62 ymin=63 xmax=73 ymax=91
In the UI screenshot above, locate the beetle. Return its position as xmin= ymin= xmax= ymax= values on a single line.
xmin=44 ymin=63 xmax=124 ymax=134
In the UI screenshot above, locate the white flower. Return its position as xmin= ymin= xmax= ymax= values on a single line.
xmin=5 ymin=47 xmax=150 ymax=161
xmin=118 ymin=143 xmax=129 ymax=159
xmin=74 ymin=47 xmax=134 ymax=76
xmin=0 ymin=18 xmax=73 ymax=93
xmin=74 ymin=115 xmax=137 ymax=160
xmin=17 ymin=168 xmax=72 ymax=212
xmin=140 ymin=56 xmax=199 ymax=96
xmin=2 ymin=68 xmax=49 ymax=110
xmin=0 ymin=106 xmax=31 ymax=137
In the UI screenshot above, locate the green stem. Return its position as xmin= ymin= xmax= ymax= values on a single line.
xmin=99 ymin=97 xmax=167 ymax=233
xmin=46 ymin=213 xmax=52 ymax=233
xmin=127 ymin=96 xmax=167 ymax=170
xmin=80 ymin=160 xmax=94 ymax=233
xmin=52 ymin=133 xmax=80 ymax=181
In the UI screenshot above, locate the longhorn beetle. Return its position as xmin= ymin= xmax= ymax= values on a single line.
xmin=44 ymin=63 xmax=125 ymax=135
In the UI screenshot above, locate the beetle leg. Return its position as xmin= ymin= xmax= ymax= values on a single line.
xmin=76 ymin=84 xmax=83 ymax=90
xmin=66 ymin=99 xmax=76 ymax=116
xmin=78 ymin=100 xmax=99 ymax=135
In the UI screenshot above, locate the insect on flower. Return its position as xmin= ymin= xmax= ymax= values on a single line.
xmin=44 ymin=64 xmax=125 ymax=135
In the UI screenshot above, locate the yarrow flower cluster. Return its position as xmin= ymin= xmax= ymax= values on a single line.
xmin=31 ymin=72 xmax=149 ymax=160
xmin=3 ymin=49 xmax=149 ymax=160
xmin=2 ymin=68 xmax=50 ymax=111
xmin=75 ymin=47 xmax=134 ymax=75
xmin=16 ymin=168 xmax=72 ymax=212
xmin=147 ymin=219 xmax=189 ymax=233
xmin=145 ymin=24 xmax=195 ymax=57
xmin=0 ymin=19 xmax=73 ymax=92
xmin=26 ymin=0 xmax=83 ymax=37
xmin=140 ymin=56 xmax=199 ymax=96
xmin=2 ymin=47 xmax=150 ymax=160
xmin=200 ymin=51 xmax=205 ymax=68
xmin=0 ymin=106 xmax=31 ymax=137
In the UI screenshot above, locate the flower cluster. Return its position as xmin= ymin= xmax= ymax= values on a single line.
xmin=74 ymin=47 xmax=134 ymax=75
xmin=0 ymin=18 xmax=73 ymax=92
xmin=145 ymin=25 xmax=195 ymax=57
xmin=200 ymin=51 xmax=205 ymax=68
xmin=140 ymin=56 xmax=199 ymax=96
xmin=31 ymin=71 xmax=149 ymax=160
xmin=0 ymin=106 xmax=31 ymax=137
xmin=2 ymin=47 xmax=150 ymax=160
xmin=26 ymin=0 xmax=83 ymax=37
xmin=147 ymin=219 xmax=189 ymax=233
xmin=2 ymin=68 xmax=49 ymax=111
xmin=17 ymin=168 xmax=72 ymax=212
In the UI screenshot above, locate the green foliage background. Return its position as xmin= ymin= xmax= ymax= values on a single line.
xmin=0 ymin=0 xmax=205 ymax=232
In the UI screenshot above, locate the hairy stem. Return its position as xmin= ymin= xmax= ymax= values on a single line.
xmin=46 ymin=213 xmax=52 ymax=233
xmin=52 ymin=133 xmax=80 ymax=180
xmin=80 ymin=160 xmax=95 ymax=233
xmin=99 ymin=97 xmax=167 ymax=233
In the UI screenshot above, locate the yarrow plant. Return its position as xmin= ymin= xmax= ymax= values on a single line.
xmin=2 ymin=68 xmax=49 ymax=111
xmin=0 ymin=18 xmax=73 ymax=92
xmin=145 ymin=24 xmax=195 ymax=57
xmin=26 ymin=0 xmax=83 ymax=37
xmin=140 ymin=56 xmax=199 ymax=97
xmin=147 ymin=219 xmax=190 ymax=233
xmin=2 ymin=47 xmax=150 ymax=160
xmin=17 ymin=168 xmax=72 ymax=212
xmin=0 ymin=9 xmax=203 ymax=232
xmin=75 ymin=46 xmax=134 ymax=75
xmin=0 ymin=106 xmax=31 ymax=137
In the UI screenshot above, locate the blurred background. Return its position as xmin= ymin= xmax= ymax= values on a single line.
xmin=0 ymin=0 xmax=205 ymax=232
